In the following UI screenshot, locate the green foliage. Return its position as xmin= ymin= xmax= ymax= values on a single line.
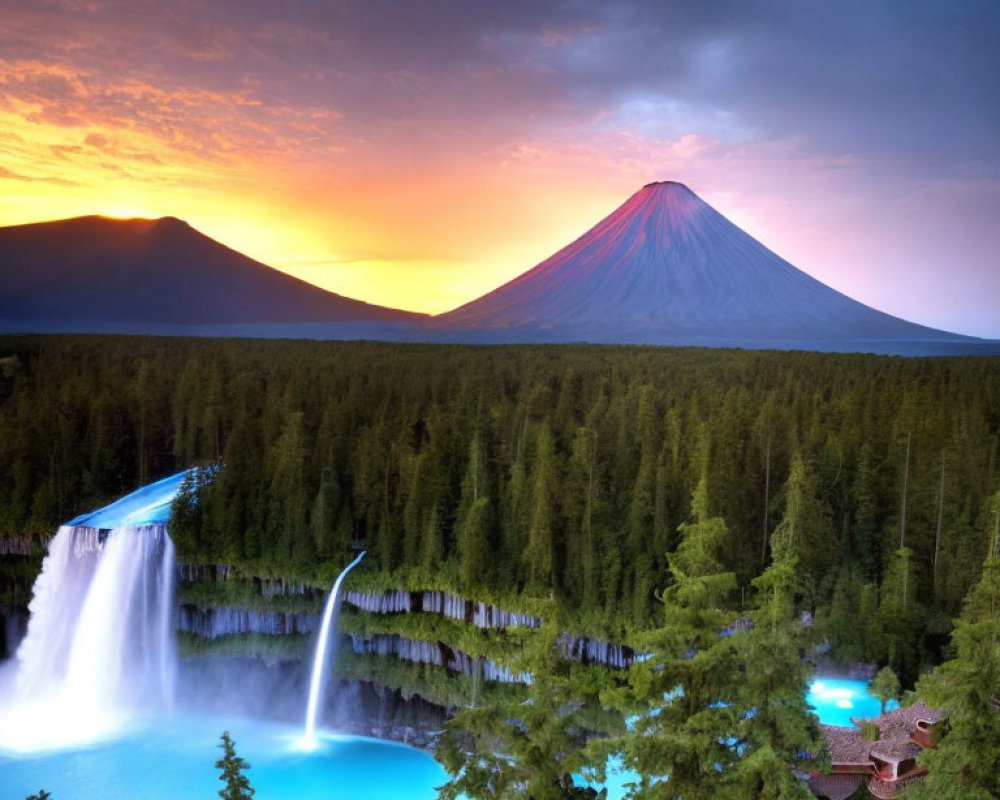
xmin=604 ymin=477 xmax=741 ymax=800
xmin=858 ymin=720 xmax=881 ymax=742
xmin=215 ymin=730 xmax=255 ymax=800
xmin=337 ymin=650 xmax=524 ymax=711
xmin=601 ymin=477 xmax=822 ymax=799
xmin=770 ymin=453 xmax=834 ymax=596
xmin=869 ymin=666 xmax=901 ymax=714
xmin=1 ymin=337 xmax=998 ymax=659
xmin=435 ymin=605 xmax=605 ymax=800
xmin=339 ymin=608 xmax=531 ymax=667
xmin=4 ymin=337 xmax=997 ymax=796
xmin=879 ymin=547 xmax=922 ymax=685
xmin=909 ymin=493 xmax=1000 ymax=799
xmin=732 ymin=526 xmax=826 ymax=796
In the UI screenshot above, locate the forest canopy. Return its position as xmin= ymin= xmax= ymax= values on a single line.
xmin=1 ymin=336 xmax=997 ymax=677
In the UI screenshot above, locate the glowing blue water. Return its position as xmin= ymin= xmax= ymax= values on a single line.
xmin=67 ymin=469 xmax=195 ymax=527
xmin=0 ymin=678 xmax=892 ymax=798
xmin=0 ymin=715 xmax=447 ymax=800
xmin=807 ymin=677 xmax=899 ymax=727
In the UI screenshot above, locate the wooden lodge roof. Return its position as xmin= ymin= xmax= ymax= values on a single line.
xmin=866 ymin=703 xmax=947 ymax=742
xmin=820 ymin=724 xmax=872 ymax=766
xmin=869 ymin=739 xmax=922 ymax=763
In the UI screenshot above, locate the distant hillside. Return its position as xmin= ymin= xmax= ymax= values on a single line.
xmin=1 ymin=203 xmax=995 ymax=356
xmin=0 ymin=216 xmax=425 ymax=330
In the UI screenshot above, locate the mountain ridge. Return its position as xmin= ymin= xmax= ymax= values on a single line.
xmin=1 ymin=192 xmax=995 ymax=356
xmin=0 ymin=215 xmax=426 ymax=328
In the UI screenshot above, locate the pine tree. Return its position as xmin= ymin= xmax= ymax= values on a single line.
xmin=878 ymin=546 xmax=921 ymax=685
xmin=457 ymin=433 xmax=492 ymax=590
xmin=626 ymin=385 xmax=658 ymax=625
xmin=215 ymin=730 xmax=255 ymax=800
xmin=908 ymin=490 xmax=1000 ymax=799
xmin=869 ymin=666 xmax=900 ymax=714
xmin=525 ymin=423 xmax=557 ymax=593
xmin=730 ymin=520 xmax=825 ymax=799
xmin=609 ymin=475 xmax=739 ymax=800
xmin=772 ymin=453 xmax=835 ymax=600
xmin=268 ymin=411 xmax=308 ymax=564
xmin=436 ymin=607 xmax=602 ymax=800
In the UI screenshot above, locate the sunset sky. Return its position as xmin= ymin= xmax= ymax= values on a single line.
xmin=1 ymin=0 xmax=998 ymax=337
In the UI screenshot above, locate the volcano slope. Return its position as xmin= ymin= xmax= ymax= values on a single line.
xmin=436 ymin=181 xmax=991 ymax=354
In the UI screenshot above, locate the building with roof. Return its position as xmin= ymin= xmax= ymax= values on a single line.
xmin=808 ymin=703 xmax=947 ymax=799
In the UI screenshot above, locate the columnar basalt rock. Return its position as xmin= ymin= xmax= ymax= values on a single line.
xmin=178 ymin=583 xmax=632 ymax=671
xmin=349 ymin=632 xmax=530 ymax=685
xmin=345 ymin=590 xmax=412 ymax=614
xmin=347 ymin=589 xmax=542 ymax=630
xmin=558 ymin=634 xmax=634 ymax=669
xmin=177 ymin=563 xmax=234 ymax=582
xmin=178 ymin=605 xmax=318 ymax=638
xmin=258 ymin=577 xmax=320 ymax=600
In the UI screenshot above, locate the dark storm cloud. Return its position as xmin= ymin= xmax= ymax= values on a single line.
xmin=3 ymin=0 xmax=997 ymax=170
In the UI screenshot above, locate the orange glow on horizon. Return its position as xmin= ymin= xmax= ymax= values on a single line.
xmin=0 ymin=89 xmax=634 ymax=314
xmin=1 ymin=39 xmax=997 ymax=336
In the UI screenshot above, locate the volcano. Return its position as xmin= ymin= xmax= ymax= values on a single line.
xmin=436 ymin=182 xmax=983 ymax=351
xmin=0 ymin=215 xmax=425 ymax=334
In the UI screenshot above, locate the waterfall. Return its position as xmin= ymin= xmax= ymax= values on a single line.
xmin=0 ymin=471 xmax=191 ymax=752
xmin=301 ymin=551 xmax=365 ymax=746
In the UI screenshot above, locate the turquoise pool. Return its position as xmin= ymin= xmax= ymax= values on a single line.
xmin=807 ymin=677 xmax=898 ymax=727
xmin=0 ymin=714 xmax=447 ymax=800
xmin=0 ymin=677 xmax=891 ymax=799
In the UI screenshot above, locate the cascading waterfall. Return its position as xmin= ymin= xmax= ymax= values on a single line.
xmin=0 ymin=471 xmax=190 ymax=752
xmin=302 ymin=551 xmax=365 ymax=746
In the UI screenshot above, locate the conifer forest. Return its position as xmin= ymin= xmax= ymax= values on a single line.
xmin=2 ymin=336 xmax=998 ymax=690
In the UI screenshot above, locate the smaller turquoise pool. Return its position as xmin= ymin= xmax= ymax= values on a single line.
xmin=807 ymin=677 xmax=898 ymax=727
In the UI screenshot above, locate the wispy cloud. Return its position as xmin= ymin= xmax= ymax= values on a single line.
xmin=0 ymin=163 xmax=79 ymax=185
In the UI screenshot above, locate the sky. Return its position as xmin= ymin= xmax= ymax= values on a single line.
xmin=1 ymin=0 xmax=998 ymax=337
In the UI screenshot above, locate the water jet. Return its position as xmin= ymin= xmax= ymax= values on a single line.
xmin=302 ymin=550 xmax=365 ymax=746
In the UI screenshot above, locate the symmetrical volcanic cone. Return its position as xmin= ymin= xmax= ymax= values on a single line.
xmin=438 ymin=181 xmax=972 ymax=346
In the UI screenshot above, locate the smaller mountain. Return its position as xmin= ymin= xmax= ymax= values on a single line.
xmin=0 ymin=215 xmax=425 ymax=331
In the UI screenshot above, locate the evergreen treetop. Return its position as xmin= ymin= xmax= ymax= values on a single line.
xmin=215 ymin=730 xmax=255 ymax=800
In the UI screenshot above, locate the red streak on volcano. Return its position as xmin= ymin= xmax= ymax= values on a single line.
xmin=438 ymin=181 xmax=962 ymax=343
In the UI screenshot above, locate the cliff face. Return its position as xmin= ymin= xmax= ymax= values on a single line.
xmin=178 ymin=605 xmax=318 ymax=638
xmin=0 ymin=608 xmax=28 ymax=661
xmin=0 ymin=557 xmax=629 ymax=743
xmin=176 ymin=568 xmax=635 ymax=691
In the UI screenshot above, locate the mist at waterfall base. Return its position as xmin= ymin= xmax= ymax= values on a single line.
xmin=0 ymin=472 xmax=446 ymax=800
xmin=0 ymin=471 xmax=186 ymax=752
